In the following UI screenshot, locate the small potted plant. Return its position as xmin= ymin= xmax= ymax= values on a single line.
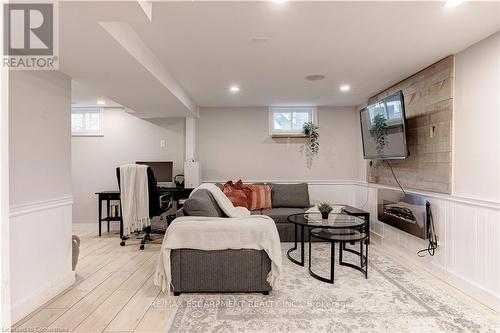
xmin=318 ymin=202 xmax=333 ymax=220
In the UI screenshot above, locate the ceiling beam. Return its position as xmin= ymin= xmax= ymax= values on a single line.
xmin=99 ymin=21 xmax=199 ymax=117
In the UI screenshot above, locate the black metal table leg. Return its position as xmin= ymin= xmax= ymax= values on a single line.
xmin=339 ymin=241 xmax=343 ymax=264
xmin=98 ymin=195 xmax=102 ymax=237
xmin=106 ymin=199 xmax=111 ymax=233
xmin=339 ymin=241 xmax=368 ymax=277
xmin=365 ymin=239 xmax=369 ymax=279
xmin=331 ymin=241 xmax=335 ymax=283
xmin=287 ymin=224 xmax=305 ymax=266
xmin=308 ymin=230 xmax=335 ymax=284
xmin=360 ymin=240 xmax=363 ymax=267
xmin=301 ymin=225 xmax=304 ymax=264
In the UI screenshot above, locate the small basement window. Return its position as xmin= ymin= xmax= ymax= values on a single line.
xmin=269 ymin=106 xmax=317 ymax=137
xmin=71 ymin=107 xmax=103 ymax=136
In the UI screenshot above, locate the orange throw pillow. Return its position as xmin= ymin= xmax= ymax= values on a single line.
xmin=246 ymin=184 xmax=272 ymax=210
xmin=223 ymin=181 xmax=249 ymax=208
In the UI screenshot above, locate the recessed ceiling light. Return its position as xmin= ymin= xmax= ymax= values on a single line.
xmin=305 ymin=74 xmax=326 ymax=81
xmin=445 ymin=0 xmax=462 ymax=8
xmin=97 ymin=100 xmax=106 ymax=105
xmin=340 ymin=84 xmax=351 ymax=92
xmin=272 ymin=0 xmax=288 ymax=3
xmin=229 ymin=85 xmax=240 ymax=93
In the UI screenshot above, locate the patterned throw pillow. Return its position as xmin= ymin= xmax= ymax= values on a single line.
xmin=246 ymin=184 xmax=272 ymax=210
xmin=223 ymin=180 xmax=249 ymax=208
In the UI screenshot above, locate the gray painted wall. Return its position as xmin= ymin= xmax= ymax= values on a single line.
xmin=454 ymin=32 xmax=500 ymax=202
xmin=71 ymin=108 xmax=185 ymax=224
xmin=9 ymin=71 xmax=72 ymax=205
xmin=197 ymin=106 xmax=365 ymax=182
xmin=9 ymin=70 xmax=73 ymax=321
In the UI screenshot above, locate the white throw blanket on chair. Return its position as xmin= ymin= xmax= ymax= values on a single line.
xmin=119 ymin=164 xmax=150 ymax=237
xmin=154 ymin=183 xmax=282 ymax=293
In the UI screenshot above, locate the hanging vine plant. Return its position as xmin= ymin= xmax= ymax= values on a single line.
xmin=303 ymin=122 xmax=320 ymax=154
xmin=370 ymin=114 xmax=388 ymax=155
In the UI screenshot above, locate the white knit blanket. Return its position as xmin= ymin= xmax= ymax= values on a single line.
xmin=119 ymin=164 xmax=150 ymax=237
xmin=190 ymin=183 xmax=251 ymax=217
xmin=154 ymin=184 xmax=282 ymax=293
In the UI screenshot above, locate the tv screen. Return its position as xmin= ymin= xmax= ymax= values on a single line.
xmin=360 ymin=90 xmax=408 ymax=160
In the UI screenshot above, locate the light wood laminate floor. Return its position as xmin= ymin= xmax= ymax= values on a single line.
xmin=13 ymin=228 xmax=499 ymax=333
xmin=14 ymin=229 xmax=174 ymax=333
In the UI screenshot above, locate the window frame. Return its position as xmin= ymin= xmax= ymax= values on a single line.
xmin=71 ymin=107 xmax=104 ymax=137
xmin=268 ymin=106 xmax=317 ymax=137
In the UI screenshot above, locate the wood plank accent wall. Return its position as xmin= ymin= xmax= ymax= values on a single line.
xmin=367 ymin=56 xmax=454 ymax=194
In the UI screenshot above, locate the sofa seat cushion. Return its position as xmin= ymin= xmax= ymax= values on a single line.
xmin=270 ymin=183 xmax=310 ymax=208
xmin=183 ymin=189 xmax=226 ymax=217
xmin=261 ymin=208 xmax=307 ymax=223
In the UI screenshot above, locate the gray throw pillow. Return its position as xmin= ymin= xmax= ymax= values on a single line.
xmin=271 ymin=183 xmax=310 ymax=208
xmin=183 ymin=189 xmax=226 ymax=217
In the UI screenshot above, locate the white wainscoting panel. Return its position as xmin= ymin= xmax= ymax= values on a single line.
xmin=9 ymin=196 xmax=74 ymax=323
xmin=307 ymin=183 xmax=358 ymax=207
xmin=353 ymin=183 xmax=500 ymax=312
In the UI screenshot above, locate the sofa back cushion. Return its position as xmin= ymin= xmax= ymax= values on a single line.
xmin=183 ymin=189 xmax=226 ymax=217
xmin=271 ymin=183 xmax=310 ymax=208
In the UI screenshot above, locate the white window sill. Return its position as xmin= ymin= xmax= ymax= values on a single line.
xmin=270 ymin=132 xmax=307 ymax=138
xmin=71 ymin=133 xmax=104 ymax=137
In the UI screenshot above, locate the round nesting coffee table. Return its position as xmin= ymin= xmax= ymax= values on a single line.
xmin=308 ymin=228 xmax=368 ymax=283
xmin=286 ymin=213 xmax=367 ymax=267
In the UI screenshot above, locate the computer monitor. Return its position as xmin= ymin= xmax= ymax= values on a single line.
xmin=136 ymin=161 xmax=173 ymax=184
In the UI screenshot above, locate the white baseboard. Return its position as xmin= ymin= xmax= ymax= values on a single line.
xmin=433 ymin=268 xmax=500 ymax=313
xmin=369 ymin=230 xmax=383 ymax=244
xmin=11 ymin=271 xmax=75 ymax=323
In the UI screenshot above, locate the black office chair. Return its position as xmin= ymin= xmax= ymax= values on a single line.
xmin=116 ymin=166 xmax=172 ymax=250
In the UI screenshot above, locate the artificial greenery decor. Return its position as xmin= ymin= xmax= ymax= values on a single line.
xmin=371 ymin=114 xmax=388 ymax=155
xmin=318 ymin=202 xmax=333 ymax=219
xmin=303 ymin=122 xmax=319 ymax=154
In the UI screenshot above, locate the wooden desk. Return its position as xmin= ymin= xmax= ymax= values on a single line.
xmin=95 ymin=191 xmax=121 ymax=237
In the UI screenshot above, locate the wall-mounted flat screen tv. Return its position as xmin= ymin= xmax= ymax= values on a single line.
xmin=360 ymin=90 xmax=408 ymax=160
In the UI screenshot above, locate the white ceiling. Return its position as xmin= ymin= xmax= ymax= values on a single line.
xmin=61 ymin=2 xmax=193 ymax=118
xmin=71 ymin=80 xmax=122 ymax=108
xmin=63 ymin=1 xmax=500 ymax=118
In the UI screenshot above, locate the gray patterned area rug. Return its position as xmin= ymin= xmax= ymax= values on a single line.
xmin=165 ymin=244 xmax=500 ymax=332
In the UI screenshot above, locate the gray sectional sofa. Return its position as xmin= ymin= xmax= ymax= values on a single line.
xmin=177 ymin=182 xmax=311 ymax=242
xmin=170 ymin=183 xmax=310 ymax=294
